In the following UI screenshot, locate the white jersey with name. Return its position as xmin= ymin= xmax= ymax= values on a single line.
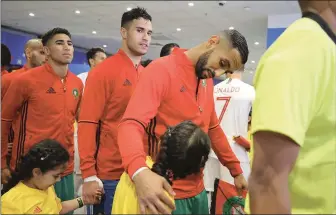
xmin=210 ymin=78 xmax=255 ymax=163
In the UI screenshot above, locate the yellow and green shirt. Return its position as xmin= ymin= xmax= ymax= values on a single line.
xmin=250 ymin=13 xmax=336 ymax=214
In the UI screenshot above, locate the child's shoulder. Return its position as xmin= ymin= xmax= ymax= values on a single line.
xmin=1 ymin=182 xmax=50 ymax=213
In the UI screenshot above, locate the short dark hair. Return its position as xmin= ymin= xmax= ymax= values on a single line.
xmin=141 ymin=59 xmax=152 ymax=67
xmin=224 ymin=29 xmax=249 ymax=65
xmin=41 ymin=27 xmax=71 ymax=46
xmin=1 ymin=44 xmax=11 ymax=67
xmin=86 ymin=47 xmax=106 ymax=66
xmin=121 ymin=7 xmax=152 ymax=28
xmin=160 ymin=43 xmax=180 ymax=57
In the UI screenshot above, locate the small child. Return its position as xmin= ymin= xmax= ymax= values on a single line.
xmin=1 ymin=139 xmax=102 ymax=214
xmin=112 ymin=120 xmax=211 ymax=214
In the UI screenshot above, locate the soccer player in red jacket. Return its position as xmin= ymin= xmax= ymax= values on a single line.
xmin=118 ymin=29 xmax=249 ymax=214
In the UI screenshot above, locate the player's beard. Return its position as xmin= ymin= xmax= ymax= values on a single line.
xmin=31 ymin=54 xmax=42 ymax=68
xmin=195 ymin=50 xmax=215 ymax=79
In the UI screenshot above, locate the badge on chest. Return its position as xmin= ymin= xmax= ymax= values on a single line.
xmin=72 ymin=88 xmax=79 ymax=99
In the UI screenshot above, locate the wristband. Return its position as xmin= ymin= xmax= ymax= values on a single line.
xmin=76 ymin=197 xmax=84 ymax=208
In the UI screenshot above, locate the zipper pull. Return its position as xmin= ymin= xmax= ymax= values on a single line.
xmin=199 ymin=106 xmax=203 ymax=113
xmin=61 ymin=78 xmax=66 ymax=92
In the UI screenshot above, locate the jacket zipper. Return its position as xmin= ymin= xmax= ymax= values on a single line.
xmin=61 ymin=78 xmax=67 ymax=148
xmin=195 ymin=78 xmax=203 ymax=113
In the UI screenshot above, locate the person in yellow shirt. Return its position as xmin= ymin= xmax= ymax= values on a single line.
xmin=248 ymin=0 xmax=336 ymax=214
xmin=112 ymin=120 xmax=211 ymax=214
xmin=1 ymin=139 xmax=103 ymax=214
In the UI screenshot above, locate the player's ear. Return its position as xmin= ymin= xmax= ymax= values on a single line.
xmin=43 ymin=46 xmax=50 ymax=56
xmin=25 ymin=48 xmax=32 ymax=60
xmin=89 ymin=58 xmax=95 ymax=67
xmin=120 ymin=27 xmax=128 ymax=40
xmin=206 ymin=35 xmax=220 ymax=49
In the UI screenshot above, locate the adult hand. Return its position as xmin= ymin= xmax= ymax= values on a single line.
xmin=82 ymin=181 xmax=102 ymax=205
xmin=133 ymin=168 xmax=176 ymax=214
xmin=234 ymin=174 xmax=248 ymax=196
xmin=1 ymin=168 xmax=11 ymax=184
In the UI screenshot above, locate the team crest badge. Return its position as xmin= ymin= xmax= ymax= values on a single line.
xmin=72 ymin=88 xmax=79 ymax=99
xmin=202 ymin=80 xmax=207 ymax=87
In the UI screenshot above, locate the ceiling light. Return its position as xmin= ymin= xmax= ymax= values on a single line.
xmin=244 ymin=6 xmax=251 ymax=11
xmin=188 ymin=2 xmax=194 ymax=6
xmin=92 ymin=31 xmax=97 ymax=34
xmin=251 ymin=60 xmax=255 ymax=63
xmin=127 ymin=7 xmax=132 ymax=11
xmin=103 ymin=45 xmax=107 ymax=48
xmin=176 ymin=28 xmax=181 ymax=31
xmin=29 ymin=13 xmax=35 ymax=17
xmin=229 ymin=26 xmax=234 ymax=30
xmin=254 ymin=41 xmax=259 ymax=45
xmin=75 ymin=10 xmax=80 ymax=14
xmin=250 ymin=71 xmax=253 ymax=74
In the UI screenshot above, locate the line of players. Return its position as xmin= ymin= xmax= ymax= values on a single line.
xmin=4 ymin=0 xmax=334 ymax=214
xmin=1 ymin=6 xmax=252 ymax=214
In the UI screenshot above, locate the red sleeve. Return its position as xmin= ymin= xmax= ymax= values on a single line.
xmin=78 ymin=69 xmax=110 ymax=178
xmin=234 ymin=136 xmax=251 ymax=151
xmin=75 ymin=80 xmax=84 ymax=121
xmin=208 ymin=106 xmax=243 ymax=177
xmin=118 ymin=60 xmax=170 ymax=177
xmin=1 ymin=76 xmax=30 ymax=169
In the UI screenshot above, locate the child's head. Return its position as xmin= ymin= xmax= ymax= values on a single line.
xmin=3 ymin=139 xmax=69 ymax=192
xmin=152 ymin=121 xmax=211 ymax=183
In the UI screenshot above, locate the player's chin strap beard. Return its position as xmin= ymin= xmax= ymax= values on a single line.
xmin=203 ymin=68 xmax=215 ymax=79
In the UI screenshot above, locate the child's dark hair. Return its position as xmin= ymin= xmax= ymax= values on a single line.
xmin=41 ymin=27 xmax=71 ymax=46
xmin=121 ymin=7 xmax=152 ymax=28
xmin=152 ymin=121 xmax=211 ymax=184
xmin=2 ymin=139 xmax=69 ymax=194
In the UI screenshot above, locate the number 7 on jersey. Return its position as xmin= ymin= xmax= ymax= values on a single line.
xmin=217 ymin=96 xmax=231 ymax=123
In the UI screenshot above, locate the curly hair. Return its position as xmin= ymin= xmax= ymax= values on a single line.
xmin=2 ymin=139 xmax=69 ymax=194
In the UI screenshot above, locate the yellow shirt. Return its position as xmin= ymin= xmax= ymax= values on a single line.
xmin=1 ymin=182 xmax=62 ymax=214
xmin=250 ymin=16 xmax=336 ymax=214
xmin=112 ymin=157 xmax=175 ymax=214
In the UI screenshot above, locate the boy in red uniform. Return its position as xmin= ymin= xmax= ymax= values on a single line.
xmin=118 ymin=29 xmax=249 ymax=214
xmin=1 ymin=28 xmax=83 ymax=206
xmin=1 ymin=39 xmax=46 ymax=162
xmin=77 ymin=7 xmax=152 ymax=214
